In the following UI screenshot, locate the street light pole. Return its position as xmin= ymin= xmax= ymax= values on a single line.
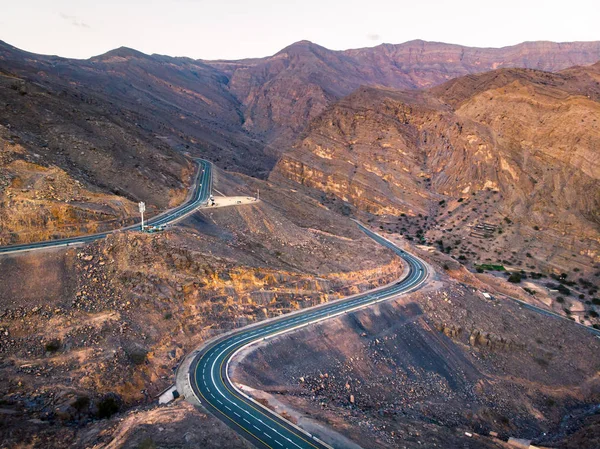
xmin=139 ymin=202 xmax=146 ymax=231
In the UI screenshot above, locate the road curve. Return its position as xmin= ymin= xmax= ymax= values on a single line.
xmin=186 ymin=223 xmax=429 ymax=449
xmin=0 ymin=159 xmax=212 ymax=255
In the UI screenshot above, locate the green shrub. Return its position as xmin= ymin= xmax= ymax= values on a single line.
xmin=508 ymin=273 xmax=522 ymax=283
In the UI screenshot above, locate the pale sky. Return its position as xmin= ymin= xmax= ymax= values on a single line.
xmin=1 ymin=0 xmax=598 ymax=60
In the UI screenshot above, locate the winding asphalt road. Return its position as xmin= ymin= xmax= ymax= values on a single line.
xmin=186 ymin=224 xmax=429 ymax=449
xmin=0 ymin=159 xmax=212 ymax=255
xmin=3 ymin=153 xmax=597 ymax=446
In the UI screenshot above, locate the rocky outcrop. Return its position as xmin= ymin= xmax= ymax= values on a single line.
xmin=273 ymin=65 xmax=600 ymax=272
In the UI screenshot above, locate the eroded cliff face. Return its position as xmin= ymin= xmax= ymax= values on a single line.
xmin=272 ymin=66 xmax=600 ymax=271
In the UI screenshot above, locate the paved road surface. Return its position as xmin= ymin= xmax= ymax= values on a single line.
xmin=186 ymin=223 xmax=429 ymax=449
xmin=0 ymin=159 xmax=212 ymax=255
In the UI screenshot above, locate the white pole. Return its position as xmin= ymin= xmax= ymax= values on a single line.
xmin=139 ymin=202 xmax=146 ymax=231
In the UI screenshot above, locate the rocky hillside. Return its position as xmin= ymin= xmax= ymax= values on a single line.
xmin=0 ymin=41 xmax=272 ymax=175
xmin=0 ymin=78 xmax=194 ymax=244
xmin=209 ymin=40 xmax=600 ymax=151
xmin=272 ymin=63 xmax=600 ymax=275
xmin=235 ymin=243 xmax=600 ymax=449
xmin=3 ymin=38 xmax=600 ymax=170
xmin=0 ymin=168 xmax=404 ymax=448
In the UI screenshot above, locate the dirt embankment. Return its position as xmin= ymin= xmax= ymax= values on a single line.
xmin=234 ymin=251 xmax=600 ymax=449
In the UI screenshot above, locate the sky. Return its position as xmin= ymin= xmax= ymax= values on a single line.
xmin=1 ymin=0 xmax=598 ymax=60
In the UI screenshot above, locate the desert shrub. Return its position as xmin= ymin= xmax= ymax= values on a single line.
xmin=534 ymin=357 xmax=549 ymax=367
xmin=138 ymin=438 xmax=157 ymax=449
xmin=72 ymin=396 xmax=90 ymax=412
xmin=128 ymin=348 xmax=148 ymax=365
xmin=97 ymin=394 xmax=121 ymax=419
xmin=44 ymin=339 xmax=61 ymax=353
xmin=556 ymin=296 xmax=565 ymax=303
xmin=508 ymin=273 xmax=522 ymax=283
xmin=589 ymin=310 xmax=599 ymax=318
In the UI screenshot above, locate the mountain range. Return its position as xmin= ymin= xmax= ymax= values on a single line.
xmin=1 ymin=38 xmax=599 ymax=260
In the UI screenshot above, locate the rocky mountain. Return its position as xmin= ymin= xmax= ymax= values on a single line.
xmin=210 ymin=40 xmax=600 ymax=152
xmin=3 ymin=38 xmax=600 ymax=169
xmin=0 ymin=40 xmax=273 ymax=176
xmin=272 ymin=63 xmax=600 ymax=274
xmin=0 ymin=40 xmax=271 ymax=243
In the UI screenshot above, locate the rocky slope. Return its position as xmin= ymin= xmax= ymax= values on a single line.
xmin=235 ymin=239 xmax=600 ymax=449
xmin=2 ymin=39 xmax=599 ymax=244
xmin=272 ymin=63 xmax=600 ymax=278
xmin=0 ymin=168 xmax=403 ymax=448
xmin=0 ymin=41 xmax=272 ymax=176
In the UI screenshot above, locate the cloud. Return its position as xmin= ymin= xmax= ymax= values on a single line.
xmin=60 ymin=13 xmax=91 ymax=29
xmin=366 ymin=33 xmax=381 ymax=41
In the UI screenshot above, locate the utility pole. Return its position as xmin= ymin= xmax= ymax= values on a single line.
xmin=256 ymin=188 xmax=260 ymax=201
xmin=139 ymin=202 xmax=146 ymax=231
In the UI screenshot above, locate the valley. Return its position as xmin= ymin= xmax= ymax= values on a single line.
xmin=0 ymin=35 xmax=599 ymax=449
